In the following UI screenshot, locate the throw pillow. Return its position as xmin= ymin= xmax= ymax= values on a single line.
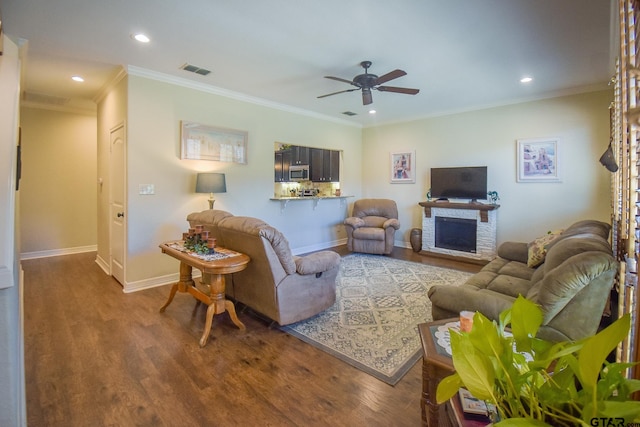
xmin=527 ymin=230 xmax=563 ymax=268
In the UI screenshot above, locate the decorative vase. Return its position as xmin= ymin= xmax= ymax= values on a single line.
xmin=410 ymin=228 xmax=422 ymax=252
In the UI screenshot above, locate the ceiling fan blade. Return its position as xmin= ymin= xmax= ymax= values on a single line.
xmin=374 ymin=69 xmax=406 ymax=85
xmin=362 ymin=88 xmax=373 ymax=105
xmin=324 ymin=76 xmax=355 ymax=85
xmin=377 ymin=86 xmax=420 ymax=95
xmin=317 ymin=88 xmax=358 ymax=99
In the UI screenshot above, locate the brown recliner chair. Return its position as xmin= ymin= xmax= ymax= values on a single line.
xmin=344 ymin=199 xmax=400 ymax=255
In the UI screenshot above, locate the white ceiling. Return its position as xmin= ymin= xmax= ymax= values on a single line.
xmin=0 ymin=0 xmax=615 ymax=126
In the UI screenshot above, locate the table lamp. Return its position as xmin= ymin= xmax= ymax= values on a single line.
xmin=195 ymin=173 xmax=226 ymax=209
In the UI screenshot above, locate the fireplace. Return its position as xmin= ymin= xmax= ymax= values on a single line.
xmin=435 ymin=217 xmax=477 ymax=253
xmin=419 ymin=201 xmax=499 ymax=262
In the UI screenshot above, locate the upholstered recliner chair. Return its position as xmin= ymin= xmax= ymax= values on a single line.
xmin=344 ymin=199 xmax=400 ymax=255
xmin=187 ymin=210 xmax=341 ymax=325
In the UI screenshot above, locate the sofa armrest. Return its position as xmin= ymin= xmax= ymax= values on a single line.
xmin=497 ymin=241 xmax=529 ymax=264
xmin=294 ymin=251 xmax=341 ymax=275
xmin=344 ymin=217 xmax=365 ymax=229
xmin=382 ymin=218 xmax=400 ymax=230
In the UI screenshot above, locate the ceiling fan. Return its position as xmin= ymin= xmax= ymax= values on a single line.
xmin=317 ymin=61 xmax=420 ymax=106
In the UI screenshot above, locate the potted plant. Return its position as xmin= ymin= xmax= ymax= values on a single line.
xmin=436 ymin=296 xmax=640 ymax=426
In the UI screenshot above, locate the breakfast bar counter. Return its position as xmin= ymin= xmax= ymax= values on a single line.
xmin=270 ymin=195 xmax=353 ymax=211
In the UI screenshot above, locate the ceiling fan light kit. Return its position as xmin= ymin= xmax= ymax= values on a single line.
xmin=318 ymin=60 xmax=419 ymax=105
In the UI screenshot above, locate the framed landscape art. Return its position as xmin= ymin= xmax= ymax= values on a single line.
xmin=516 ymin=137 xmax=560 ymax=182
xmin=180 ymin=121 xmax=248 ymax=164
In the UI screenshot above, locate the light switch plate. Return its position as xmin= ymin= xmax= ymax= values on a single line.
xmin=139 ymin=184 xmax=155 ymax=195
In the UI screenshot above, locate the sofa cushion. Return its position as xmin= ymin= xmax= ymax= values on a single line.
xmin=527 ymin=230 xmax=563 ymax=268
xmin=353 ymin=227 xmax=385 ymax=241
xmin=497 ymin=241 xmax=529 ymax=264
xmin=219 ymin=216 xmax=297 ymax=275
xmin=362 ymin=216 xmax=389 ymax=228
xmin=528 ymin=251 xmax=617 ymax=322
xmin=352 ymin=199 xmax=398 ymax=219
xmin=543 ymin=234 xmax=612 ymax=272
xmin=561 ymin=219 xmax=611 ymax=239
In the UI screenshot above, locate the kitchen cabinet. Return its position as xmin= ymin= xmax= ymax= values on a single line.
xmin=290 ymin=145 xmax=309 ymax=165
xmin=274 ymin=150 xmax=291 ymax=182
xmin=310 ymin=148 xmax=340 ymax=182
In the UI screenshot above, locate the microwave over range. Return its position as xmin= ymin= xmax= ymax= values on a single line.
xmin=289 ymin=165 xmax=309 ymax=181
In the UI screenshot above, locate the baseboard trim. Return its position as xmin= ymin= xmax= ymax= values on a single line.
xmin=20 ymin=245 xmax=98 ymax=260
xmin=94 ymin=255 xmax=110 ymax=275
xmin=292 ymin=238 xmax=348 ymax=255
xmin=123 ymin=270 xmax=202 ymax=293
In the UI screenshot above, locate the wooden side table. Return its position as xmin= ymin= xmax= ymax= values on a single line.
xmin=418 ymin=319 xmax=458 ymax=427
xmin=159 ymin=241 xmax=250 ymax=347
xmin=418 ymin=319 xmax=491 ymax=427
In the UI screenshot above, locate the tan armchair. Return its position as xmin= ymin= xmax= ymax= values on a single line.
xmin=344 ymin=199 xmax=400 ymax=255
xmin=187 ymin=210 xmax=341 ymax=325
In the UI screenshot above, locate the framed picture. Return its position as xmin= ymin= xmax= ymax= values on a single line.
xmin=516 ymin=137 xmax=560 ymax=182
xmin=390 ymin=150 xmax=416 ymax=183
xmin=180 ymin=121 xmax=248 ymax=164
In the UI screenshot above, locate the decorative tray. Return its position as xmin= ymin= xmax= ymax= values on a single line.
xmin=167 ymin=242 xmax=241 ymax=261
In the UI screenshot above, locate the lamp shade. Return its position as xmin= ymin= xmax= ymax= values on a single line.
xmin=195 ymin=173 xmax=227 ymax=194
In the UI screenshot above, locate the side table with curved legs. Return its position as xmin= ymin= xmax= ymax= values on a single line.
xmin=159 ymin=242 xmax=250 ymax=347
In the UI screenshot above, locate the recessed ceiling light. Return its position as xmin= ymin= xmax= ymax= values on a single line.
xmin=520 ymin=76 xmax=533 ymax=83
xmin=71 ymin=76 xmax=84 ymax=82
xmin=132 ymin=33 xmax=150 ymax=43
xmin=368 ymin=109 xmax=376 ymax=114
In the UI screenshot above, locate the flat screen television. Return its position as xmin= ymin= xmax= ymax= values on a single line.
xmin=430 ymin=166 xmax=488 ymax=201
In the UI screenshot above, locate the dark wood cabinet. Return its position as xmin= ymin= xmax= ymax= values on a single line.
xmin=290 ymin=145 xmax=309 ymax=165
xmin=310 ymin=148 xmax=340 ymax=182
xmin=274 ymin=150 xmax=291 ymax=182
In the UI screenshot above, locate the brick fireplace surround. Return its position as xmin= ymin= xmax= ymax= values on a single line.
xmin=418 ymin=201 xmax=499 ymax=263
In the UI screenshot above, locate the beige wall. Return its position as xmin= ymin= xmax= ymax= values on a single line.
xmin=121 ymin=74 xmax=362 ymax=287
xmin=20 ymin=70 xmax=612 ymax=290
xmin=19 ymin=107 xmax=97 ymax=255
xmin=362 ymin=90 xmax=613 ymax=244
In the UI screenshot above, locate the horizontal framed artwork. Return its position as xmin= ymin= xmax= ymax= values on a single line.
xmin=516 ymin=137 xmax=560 ymax=182
xmin=180 ymin=121 xmax=248 ymax=164
xmin=390 ymin=150 xmax=416 ymax=183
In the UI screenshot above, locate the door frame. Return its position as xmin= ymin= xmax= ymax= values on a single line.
xmin=109 ymin=121 xmax=126 ymax=285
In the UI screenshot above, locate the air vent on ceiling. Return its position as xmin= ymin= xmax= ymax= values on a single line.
xmin=180 ymin=63 xmax=212 ymax=76
xmin=22 ymin=91 xmax=70 ymax=106
xmin=342 ymin=111 xmax=357 ymax=116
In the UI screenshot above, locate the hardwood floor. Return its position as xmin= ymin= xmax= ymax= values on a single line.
xmin=22 ymin=246 xmax=481 ymax=427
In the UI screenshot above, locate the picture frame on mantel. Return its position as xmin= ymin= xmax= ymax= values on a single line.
xmin=516 ymin=137 xmax=560 ymax=182
xmin=180 ymin=121 xmax=248 ymax=164
xmin=390 ymin=150 xmax=416 ymax=183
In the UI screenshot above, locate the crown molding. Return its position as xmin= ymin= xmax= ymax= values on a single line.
xmin=93 ymin=66 xmax=127 ymax=104
xmin=126 ymin=65 xmax=360 ymax=128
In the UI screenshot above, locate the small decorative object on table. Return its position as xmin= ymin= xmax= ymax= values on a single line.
xmin=487 ymin=190 xmax=499 ymax=205
xmin=183 ymin=225 xmax=217 ymax=255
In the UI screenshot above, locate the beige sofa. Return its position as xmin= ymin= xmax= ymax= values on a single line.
xmin=427 ymin=220 xmax=618 ymax=342
xmin=187 ymin=210 xmax=341 ymax=325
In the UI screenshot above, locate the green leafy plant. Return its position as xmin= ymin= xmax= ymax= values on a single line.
xmin=436 ymin=296 xmax=640 ymax=426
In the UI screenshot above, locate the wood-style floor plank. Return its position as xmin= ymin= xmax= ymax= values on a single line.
xmin=23 ymin=246 xmax=481 ymax=427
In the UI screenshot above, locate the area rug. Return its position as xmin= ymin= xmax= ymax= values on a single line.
xmin=281 ymin=253 xmax=472 ymax=385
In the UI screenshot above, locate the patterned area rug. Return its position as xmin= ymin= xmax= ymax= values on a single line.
xmin=281 ymin=253 xmax=472 ymax=385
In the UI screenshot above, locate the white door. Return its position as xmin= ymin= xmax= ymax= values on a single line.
xmin=110 ymin=123 xmax=126 ymax=285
